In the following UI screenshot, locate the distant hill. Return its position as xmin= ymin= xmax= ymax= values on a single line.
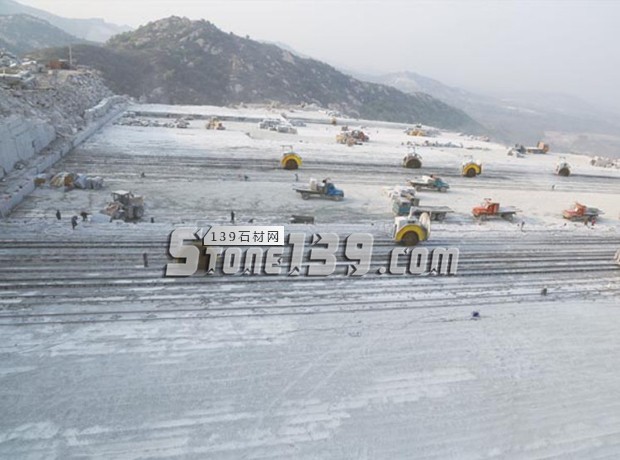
xmin=32 ymin=16 xmax=482 ymax=132
xmin=373 ymin=71 xmax=620 ymax=156
xmin=0 ymin=14 xmax=85 ymax=55
xmin=0 ymin=0 xmax=131 ymax=42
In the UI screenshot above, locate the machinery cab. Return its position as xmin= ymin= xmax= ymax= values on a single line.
xmin=393 ymin=211 xmax=431 ymax=246
xmin=427 ymin=174 xmax=449 ymax=191
xmin=462 ymin=156 xmax=482 ymax=177
xmin=562 ymin=202 xmax=586 ymax=219
xmin=320 ymin=178 xmax=344 ymax=199
xmin=473 ymin=198 xmax=498 ymax=216
xmin=555 ymin=157 xmax=571 ymax=176
xmin=280 ymin=145 xmax=302 ymax=170
xmin=403 ymin=148 xmax=423 ymax=168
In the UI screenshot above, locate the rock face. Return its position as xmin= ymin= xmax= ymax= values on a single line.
xmin=0 ymin=116 xmax=55 ymax=178
xmin=0 ymin=69 xmax=116 ymax=179
xmin=34 ymin=16 xmax=483 ymax=133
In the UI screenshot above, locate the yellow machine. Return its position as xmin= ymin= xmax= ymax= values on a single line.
xmin=461 ymin=157 xmax=483 ymax=177
xmin=406 ymin=127 xmax=426 ymax=137
xmin=280 ymin=145 xmax=302 ymax=170
xmin=392 ymin=211 xmax=431 ymax=246
xmin=205 ymin=117 xmax=225 ymax=130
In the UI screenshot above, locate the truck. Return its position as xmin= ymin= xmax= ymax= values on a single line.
xmin=392 ymin=196 xmax=420 ymax=216
xmin=562 ymin=202 xmax=603 ymax=222
xmin=393 ymin=211 xmax=431 ymax=246
xmin=408 ymin=205 xmax=454 ymax=222
xmin=472 ymin=199 xmax=518 ymax=221
xmin=526 ymin=141 xmax=550 ymax=154
xmin=408 ymin=175 xmax=450 ymax=192
xmin=295 ymin=178 xmax=344 ymax=201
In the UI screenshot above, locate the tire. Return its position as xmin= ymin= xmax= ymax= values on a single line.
xmin=465 ymin=168 xmax=476 ymax=177
xmin=284 ymin=159 xmax=299 ymax=170
xmin=558 ymin=168 xmax=570 ymax=177
xmin=401 ymin=231 xmax=419 ymax=246
xmin=134 ymin=206 xmax=144 ymax=219
xmin=301 ymin=193 xmax=309 ymax=200
xmin=439 ymin=187 xmax=448 ymax=193
xmin=436 ymin=213 xmax=446 ymax=222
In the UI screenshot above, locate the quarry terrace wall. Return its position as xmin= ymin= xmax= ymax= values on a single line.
xmin=0 ymin=96 xmax=127 ymax=217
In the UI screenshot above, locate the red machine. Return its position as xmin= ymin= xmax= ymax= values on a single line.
xmin=562 ymin=202 xmax=602 ymax=222
xmin=472 ymin=199 xmax=518 ymax=221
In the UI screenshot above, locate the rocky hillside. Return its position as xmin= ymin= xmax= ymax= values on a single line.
xmin=0 ymin=14 xmax=85 ymax=55
xmin=34 ymin=17 xmax=482 ymax=132
xmin=0 ymin=0 xmax=131 ymax=42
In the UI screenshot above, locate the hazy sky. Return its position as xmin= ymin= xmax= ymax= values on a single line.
xmin=18 ymin=0 xmax=620 ymax=107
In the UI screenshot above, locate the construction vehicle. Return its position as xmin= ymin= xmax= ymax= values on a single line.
xmin=472 ymin=199 xmax=518 ymax=221
xmin=555 ymin=158 xmax=571 ymax=176
xmin=352 ymin=130 xmax=369 ymax=142
xmin=507 ymin=144 xmax=526 ymax=157
xmin=103 ymin=190 xmax=145 ymax=221
xmin=336 ymin=129 xmax=369 ymax=145
xmin=408 ymin=175 xmax=450 ymax=192
xmin=392 ymin=211 xmax=431 ymax=246
xmin=408 ymin=205 xmax=454 ymax=222
xmin=280 ymin=145 xmax=302 ymax=170
xmin=336 ymin=132 xmax=358 ymax=146
xmin=462 ymin=157 xmax=483 ymax=177
xmin=402 ymin=150 xmax=423 ymax=168
xmin=526 ymin=141 xmax=550 ymax=154
xmin=205 ymin=117 xmax=225 ymax=130
xmin=406 ymin=126 xmax=426 ymax=137
xmin=392 ymin=194 xmax=420 ymax=216
xmin=295 ymin=178 xmax=344 ymax=201
xmin=562 ymin=202 xmax=603 ymax=222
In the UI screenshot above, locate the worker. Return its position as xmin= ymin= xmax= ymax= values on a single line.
xmin=55 ymin=209 xmax=61 ymax=220
xmin=230 ymin=210 xmax=235 ymax=224
xmin=80 ymin=211 xmax=88 ymax=221
xmin=71 ymin=215 xmax=78 ymax=230
xmin=143 ymin=252 xmax=149 ymax=268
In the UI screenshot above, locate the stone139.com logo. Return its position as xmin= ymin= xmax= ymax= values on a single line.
xmin=165 ymin=226 xmax=458 ymax=277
